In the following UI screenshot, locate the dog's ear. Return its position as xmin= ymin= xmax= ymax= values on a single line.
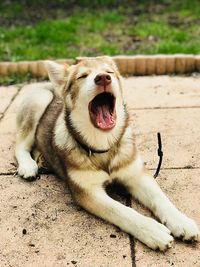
xmin=44 ymin=60 xmax=68 ymax=88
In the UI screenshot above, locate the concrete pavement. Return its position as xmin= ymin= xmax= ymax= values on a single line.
xmin=0 ymin=75 xmax=199 ymax=266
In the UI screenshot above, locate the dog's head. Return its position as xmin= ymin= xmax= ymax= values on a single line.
xmin=45 ymin=56 xmax=127 ymax=150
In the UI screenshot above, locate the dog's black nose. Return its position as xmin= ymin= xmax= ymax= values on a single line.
xmin=94 ymin=74 xmax=111 ymax=86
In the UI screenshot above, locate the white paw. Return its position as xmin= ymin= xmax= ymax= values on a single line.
xmin=163 ymin=211 xmax=200 ymax=242
xmin=136 ymin=217 xmax=174 ymax=251
xmin=18 ymin=159 xmax=38 ymax=180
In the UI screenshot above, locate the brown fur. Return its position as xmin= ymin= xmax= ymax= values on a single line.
xmin=35 ymin=95 xmax=66 ymax=178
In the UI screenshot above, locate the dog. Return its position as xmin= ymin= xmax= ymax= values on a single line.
xmin=15 ymin=56 xmax=199 ymax=250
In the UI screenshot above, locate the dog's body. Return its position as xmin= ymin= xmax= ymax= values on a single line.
xmin=15 ymin=57 xmax=199 ymax=250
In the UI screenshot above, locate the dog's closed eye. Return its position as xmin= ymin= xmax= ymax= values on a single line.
xmin=106 ymin=71 xmax=114 ymax=74
xmin=77 ymin=73 xmax=88 ymax=79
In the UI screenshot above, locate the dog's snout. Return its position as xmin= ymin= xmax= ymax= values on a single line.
xmin=94 ymin=74 xmax=111 ymax=86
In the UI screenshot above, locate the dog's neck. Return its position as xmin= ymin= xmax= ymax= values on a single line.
xmin=73 ymin=136 xmax=109 ymax=156
xmin=65 ymin=109 xmax=110 ymax=155
xmin=64 ymin=105 xmax=128 ymax=155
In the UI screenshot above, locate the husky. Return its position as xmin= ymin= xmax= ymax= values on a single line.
xmin=15 ymin=56 xmax=199 ymax=250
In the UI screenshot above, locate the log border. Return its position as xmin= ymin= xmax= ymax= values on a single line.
xmin=1 ymin=55 xmax=200 ymax=77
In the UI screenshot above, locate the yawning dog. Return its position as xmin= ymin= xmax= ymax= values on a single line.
xmin=15 ymin=56 xmax=199 ymax=250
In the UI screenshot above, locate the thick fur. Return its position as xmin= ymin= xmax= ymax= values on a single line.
xmin=15 ymin=57 xmax=199 ymax=250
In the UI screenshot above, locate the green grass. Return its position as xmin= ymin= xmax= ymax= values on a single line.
xmin=127 ymin=18 xmax=200 ymax=54
xmin=0 ymin=1 xmax=200 ymax=62
xmin=0 ymin=10 xmax=125 ymax=61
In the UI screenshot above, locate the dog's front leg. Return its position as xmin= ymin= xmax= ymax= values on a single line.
xmin=68 ymin=169 xmax=173 ymax=251
xmin=114 ymin=156 xmax=200 ymax=242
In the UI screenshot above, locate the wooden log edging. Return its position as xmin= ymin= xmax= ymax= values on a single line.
xmin=0 ymin=59 xmax=75 ymax=78
xmin=1 ymin=55 xmax=200 ymax=77
xmin=111 ymin=55 xmax=197 ymax=75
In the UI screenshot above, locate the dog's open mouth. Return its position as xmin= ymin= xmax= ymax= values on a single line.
xmin=89 ymin=92 xmax=116 ymax=130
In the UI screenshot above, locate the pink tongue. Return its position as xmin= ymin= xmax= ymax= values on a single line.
xmin=96 ymin=105 xmax=115 ymax=130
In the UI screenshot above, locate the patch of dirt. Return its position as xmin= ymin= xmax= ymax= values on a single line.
xmin=0 ymin=1 xmax=190 ymax=27
xmin=167 ymin=13 xmax=200 ymax=27
xmin=0 ymin=0 xmax=77 ymax=26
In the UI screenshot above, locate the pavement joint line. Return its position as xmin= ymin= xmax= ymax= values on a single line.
xmin=126 ymin=196 xmax=136 ymax=267
xmin=1 ymin=166 xmax=199 ymax=177
xmin=129 ymin=235 xmax=136 ymax=267
xmin=131 ymin=106 xmax=200 ymax=110
xmin=149 ymin=167 xmax=200 ymax=170
xmin=0 ymin=172 xmax=16 ymax=176
xmin=0 ymin=172 xmax=57 ymax=177
xmin=0 ymin=84 xmax=22 ymax=123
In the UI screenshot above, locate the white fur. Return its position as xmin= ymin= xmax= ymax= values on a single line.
xmin=54 ymin=112 xmax=75 ymax=151
xmin=69 ymin=66 xmax=126 ymax=150
xmin=112 ymin=156 xmax=200 ymax=242
xmin=162 ymin=208 xmax=200 ymax=241
xmin=110 ymin=126 xmax=138 ymax=171
xmin=15 ymin=86 xmax=53 ymax=179
xmin=94 ymin=189 xmax=174 ymax=251
xmin=68 ymin=169 xmax=173 ymax=251
xmin=16 ymin=142 xmax=38 ymax=178
xmin=44 ymin=61 xmax=67 ymax=87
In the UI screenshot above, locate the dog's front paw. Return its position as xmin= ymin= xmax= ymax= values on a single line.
xmin=164 ymin=211 xmax=200 ymax=242
xmin=18 ymin=159 xmax=38 ymax=180
xmin=136 ymin=217 xmax=174 ymax=251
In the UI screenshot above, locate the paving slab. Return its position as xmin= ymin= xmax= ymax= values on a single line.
xmin=123 ymin=76 xmax=200 ymax=109
xmin=123 ymin=76 xmax=200 ymax=169
xmin=0 ymin=134 xmax=16 ymax=173
xmin=131 ymin=108 xmax=200 ymax=169
xmin=0 ymin=113 xmax=16 ymax=134
xmin=1 ymin=75 xmax=200 ymax=266
xmin=0 ymin=86 xmax=19 ymax=114
xmin=0 ymin=175 xmax=132 ymax=267
xmin=5 ymin=82 xmax=51 ymax=114
xmin=133 ymin=169 xmax=200 ymax=267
